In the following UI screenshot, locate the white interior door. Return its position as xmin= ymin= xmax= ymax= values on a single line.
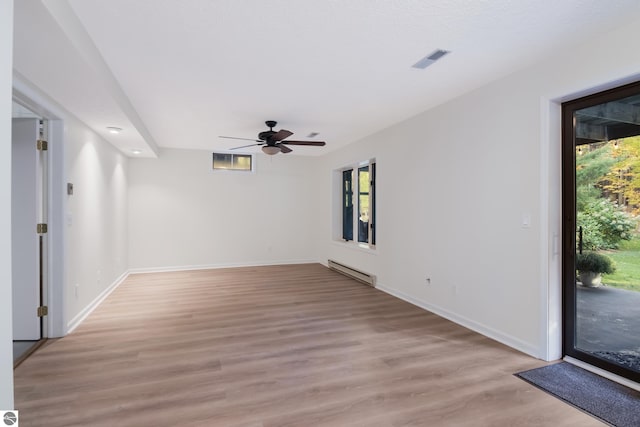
xmin=12 ymin=118 xmax=41 ymax=340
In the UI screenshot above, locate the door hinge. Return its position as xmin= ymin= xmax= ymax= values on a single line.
xmin=37 ymin=139 xmax=48 ymax=151
xmin=37 ymin=223 xmax=48 ymax=234
xmin=37 ymin=306 xmax=48 ymax=317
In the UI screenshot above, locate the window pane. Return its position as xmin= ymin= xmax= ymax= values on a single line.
xmin=233 ymin=154 xmax=252 ymax=170
xmin=371 ymin=162 xmax=376 ymax=245
xmin=342 ymin=169 xmax=353 ymax=241
xmin=213 ymin=153 xmax=233 ymax=169
xmin=358 ymin=166 xmax=369 ymax=243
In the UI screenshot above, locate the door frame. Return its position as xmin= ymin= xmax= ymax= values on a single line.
xmin=13 ymin=81 xmax=66 ymax=339
xmin=561 ymin=80 xmax=640 ymax=384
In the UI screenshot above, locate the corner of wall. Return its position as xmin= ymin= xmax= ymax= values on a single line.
xmin=0 ymin=0 xmax=15 ymax=410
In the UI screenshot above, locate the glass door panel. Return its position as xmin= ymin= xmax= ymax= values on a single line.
xmin=563 ymin=82 xmax=640 ymax=383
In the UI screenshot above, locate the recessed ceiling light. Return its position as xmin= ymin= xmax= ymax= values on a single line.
xmin=131 ymin=149 xmax=142 ymax=155
xmin=107 ymin=126 xmax=122 ymax=134
xmin=412 ymin=49 xmax=450 ymax=69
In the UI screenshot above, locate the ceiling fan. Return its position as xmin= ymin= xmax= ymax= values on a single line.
xmin=219 ymin=121 xmax=326 ymax=155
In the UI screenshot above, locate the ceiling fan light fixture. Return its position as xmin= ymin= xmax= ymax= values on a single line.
xmin=262 ymin=145 xmax=280 ymax=155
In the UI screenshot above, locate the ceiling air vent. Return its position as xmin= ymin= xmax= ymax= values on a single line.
xmin=412 ymin=49 xmax=450 ymax=70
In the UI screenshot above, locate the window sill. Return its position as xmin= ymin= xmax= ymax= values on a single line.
xmin=331 ymin=239 xmax=377 ymax=254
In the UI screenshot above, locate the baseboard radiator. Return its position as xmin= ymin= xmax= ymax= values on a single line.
xmin=328 ymin=259 xmax=376 ymax=287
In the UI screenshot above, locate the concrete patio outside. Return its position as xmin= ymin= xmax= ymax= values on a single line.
xmin=576 ymin=285 xmax=640 ymax=371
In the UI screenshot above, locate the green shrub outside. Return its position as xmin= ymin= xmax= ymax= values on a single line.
xmin=577 ymin=198 xmax=636 ymax=250
xmin=576 ymin=252 xmax=616 ymax=274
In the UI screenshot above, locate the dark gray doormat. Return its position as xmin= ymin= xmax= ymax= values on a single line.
xmin=516 ymin=362 xmax=640 ymax=427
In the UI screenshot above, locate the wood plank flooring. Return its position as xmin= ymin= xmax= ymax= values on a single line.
xmin=14 ymin=264 xmax=602 ymax=426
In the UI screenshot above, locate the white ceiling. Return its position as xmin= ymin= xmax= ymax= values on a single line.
xmin=12 ymin=0 xmax=640 ymax=157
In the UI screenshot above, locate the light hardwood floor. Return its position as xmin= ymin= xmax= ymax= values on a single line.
xmin=14 ymin=264 xmax=602 ymax=426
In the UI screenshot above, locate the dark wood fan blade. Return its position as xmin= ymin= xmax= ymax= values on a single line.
xmin=270 ymin=129 xmax=293 ymax=142
xmin=219 ymin=136 xmax=261 ymax=142
xmin=280 ymin=140 xmax=326 ymax=146
xmin=278 ymin=144 xmax=293 ymax=153
xmin=230 ymin=142 xmax=264 ymax=150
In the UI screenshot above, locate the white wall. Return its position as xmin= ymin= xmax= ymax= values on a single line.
xmin=128 ymin=149 xmax=319 ymax=271
xmin=318 ymin=16 xmax=640 ymax=360
xmin=0 ymin=0 xmax=14 ymax=410
xmin=64 ymin=115 xmax=129 ymax=331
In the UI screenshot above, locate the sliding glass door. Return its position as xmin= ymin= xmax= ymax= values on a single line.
xmin=562 ymin=81 xmax=640 ymax=383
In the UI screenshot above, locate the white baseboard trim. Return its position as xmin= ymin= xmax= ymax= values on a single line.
xmin=128 ymin=259 xmax=319 ymax=275
xmin=564 ymin=356 xmax=640 ymax=392
xmin=66 ymin=271 xmax=130 ymax=334
xmin=375 ymin=282 xmax=541 ymax=359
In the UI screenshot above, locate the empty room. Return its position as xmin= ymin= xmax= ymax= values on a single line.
xmin=2 ymin=1 xmax=640 ymax=426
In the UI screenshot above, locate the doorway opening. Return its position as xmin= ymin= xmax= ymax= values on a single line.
xmin=562 ymin=80 xmax=640 ymax=383
xmin=11 ymin=101 xmax=49 ymax=367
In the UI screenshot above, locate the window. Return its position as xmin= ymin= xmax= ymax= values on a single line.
xmin=341 ymin=160 xmax=376 ymax=247
xmin=342 ymin=169 xmax=353 ymax=240
xmin=212 ymin=153 xmax=252 ymax=171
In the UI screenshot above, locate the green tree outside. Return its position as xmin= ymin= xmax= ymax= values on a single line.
xmin=576 ymin=137 xmax=640 ymax=291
